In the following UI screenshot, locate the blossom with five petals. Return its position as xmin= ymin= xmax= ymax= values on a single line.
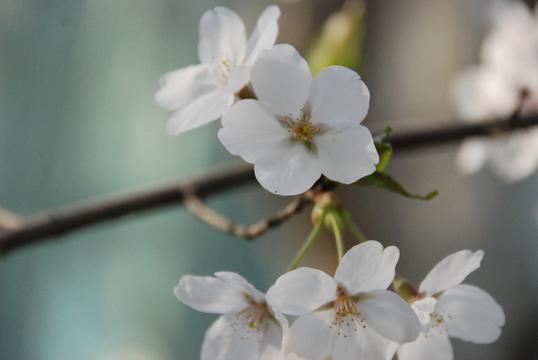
xmin=265 ymin=241 xmax=420 ymax=360
xmin=218 ymin=44 xmax=379 ymax=196
xmin=395 ymin=250 xmax=505 ymax=360
xmin=453 ymin=1 xmax=538 ymax=182
xmin=156 ymin=6 xmax=280 ymax=135
xmin=174 ymin=272 xmax=287 ymax=360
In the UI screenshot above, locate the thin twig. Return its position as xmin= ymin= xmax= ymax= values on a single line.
xmin=184 ymin=192 xmax=313 ymax=239
xmin=1 ymin=112 xmax=538 ymax=255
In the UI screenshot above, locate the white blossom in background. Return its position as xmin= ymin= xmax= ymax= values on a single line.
xmin=155 ymin=6 xmax=280 ymax=135
xmin=265 ymin=241 xmax=420 ymax=360
xmin=453 ymin=1 xmax=538 ymax=182
xmin=174 ymin=272 xmax=287 ymax=360
xmin=395 ymin=250 xmax=505 ymax=360
xmin=218 ymin=44 xmax=378 ymax=196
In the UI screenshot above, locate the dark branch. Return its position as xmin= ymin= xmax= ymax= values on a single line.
xmin=0 ymin=164 xmax=254 ymax=255
xmin=388 ymin=113 xmax=538 ymax=151
xmin=1 ymin=113 xmax=538 ymax=255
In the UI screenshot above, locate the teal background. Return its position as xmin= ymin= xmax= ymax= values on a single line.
xmin=1 ymin=0 xmax=537 ymax=359
xmin=0 ymin=1 xmax=291 ymax=359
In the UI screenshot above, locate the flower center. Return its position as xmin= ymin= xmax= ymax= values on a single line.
xmin=329 ymin=287 xmax=367 ymax=337
xmin=282 ymin=110 xmax=320 ymax=148
xmin=214 ymin=58 xmax=232 ymax=88
xmin=423 ymin=310 xmax=454 ymax=338
xmin=221 ymin=58 xmax=231 ymax=72
xmin=333 ymin=287 xmax=357 ymax=317
xmin=231 ymin=295 xmax=271 ymax=343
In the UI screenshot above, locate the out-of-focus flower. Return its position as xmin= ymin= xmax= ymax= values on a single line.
xmin=265 ymin=241 xmax=420 ymax=360
xmin=395 ymin=250 xmax=505 ymax=360
xmin=453 ymin=1 xmax=538 ymax=182
xmin=155 ymin=6 xmax=280 ymax=135
xmin=174 ymin=272 xmax=287 ymax=360
xmin=218 ymin=44 xmax=378 ymax=196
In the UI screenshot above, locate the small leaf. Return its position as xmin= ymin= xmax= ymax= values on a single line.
xmin=356 ymin=171 xmax=438 ymax=201
xmin=374 ymin=127 xmax=393 ymax=172
xmin=307 ymin=1 xmax=366 ymax=74
xmin=375 ymin=141 xmax=392 ymax=172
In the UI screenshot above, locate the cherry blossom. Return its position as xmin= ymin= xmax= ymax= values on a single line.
xmin=453 ymin=1 xmax=538 ymax=182
xmin=155 ymin=5 xmax=280 ymax=135
xmin=265 ymin=241 xmax=420 ymax=360
xmin=174 ymin=272 xmax=287 ymax=360
xmin=395 ymin=250 xmax=505 ymax=360
xmin=218 ymin=44 xmax=379 ymax=196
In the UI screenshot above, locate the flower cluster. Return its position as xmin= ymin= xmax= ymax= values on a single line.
xmin=174 ymin=243 xmax=504 ymax=360
xmin=453 ymin=1 xmax=538 ymax=182
xmin=158 ymin=4 xmax=507 ymax=360
xmin=155 ymin=5 xmax=378 ymax=196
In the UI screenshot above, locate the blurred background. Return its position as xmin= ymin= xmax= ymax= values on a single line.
xmin=0 ymin=0 xmax=537 ymax=359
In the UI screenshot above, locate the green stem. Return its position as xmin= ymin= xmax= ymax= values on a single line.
xmin=287 ymin=214 xmax=325 ymax=271
xmin=329 ymin=213 xmax=345 ymax=261
xmin=345 ymin=217 xmax=368 ymax=243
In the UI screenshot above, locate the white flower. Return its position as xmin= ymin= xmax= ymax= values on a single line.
xmin=396 ymin=250 xmax=505 ymax=360
xmin=265 ymin=241 xmax=420 ymax=360
xmin=218 ymin=44 xmax=379 ymax=196
xmin=453 ymin=1 xmax=538 ymax=182
xmin=155 ymin=6 xmax=280 ymax=135
xmin=174 ymin=271 xmax=287 ymax=360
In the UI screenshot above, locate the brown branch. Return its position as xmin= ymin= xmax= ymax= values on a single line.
xmin=1 ymin=112 xmax=538 ymax=255
xmin=388 ymin=112 xmax=538 ymax=152
xmin=184 ymin=192 xmax=314 ymax=239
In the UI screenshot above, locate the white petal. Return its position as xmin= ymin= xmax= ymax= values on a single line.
xmin=198 ymin=7 xmax=247 ymax=65
xmin=419 ymin=250 xmax=484 ymax=295
xmin=174 ymin=275 xmax=249 ymax=314
xmin=452 ymin=66 xmax=517 ymax=121
xmin=436 ymin=284 xmax=505 ymax=344
xmin=456 ymin=138 xmax=487 ymax=175
xmin=155 ymin=64 xmax=219 ymax=111
xmin=214 ymin=271 xmax=265 ymax=303
xmin=284 ymin=311 xmax=332 ymax=360
xmin=259 ymin=319 xmax=285 ymax=360
xmin=286 ymin=311 xmax=392 ymax=360
xmin=411 ymin=297 xmax=438 ymax=328
xmin=316 ymin=124 xmax=379 ymax=184
xmin=359 ymin=289 xmax=421 ymax=344
xmin=225 ymin=65 xmax=251 ymax=93
xmin=487 ymin=129 xmax=538 ymax=183
xmin=335 ymin=241 xmax=399 ymax=294
xmin=245 ymin=5 xmax=281 ymax=66
xmin=251 ymin=44 xmax=312 ymax=118
xmin=218 ymin=99 xmax=289 ymax=164
xmin=201 ymin=314 xmax=261 ymax=360
xmin=254 ymin=142 xmax=321 ymax=196
xmin=266 ymin=267 xmax=337 ymax=316
xmin=166 ymin=92 xmax=233 ymax=135
xmin=309 ymin=66 xmax=370 ymax=126
xmin=397 ymin=333 xmax=453 ymax=360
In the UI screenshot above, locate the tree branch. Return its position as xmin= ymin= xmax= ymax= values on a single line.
xmin=1 ymin=113 xmax=537 ymax=255
xmin=0 ymin=164 xmax=254 ymax=255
